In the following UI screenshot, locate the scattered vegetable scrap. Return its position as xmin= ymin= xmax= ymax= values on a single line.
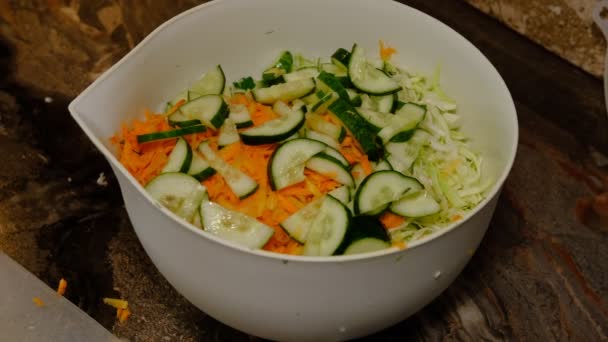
xmin=103 ymin=297 xmax=131 ymax=324
xmin=32 ymin=297 xmax=45 ymax=307
xmin=56 ymin=278 xmax=67 ymax=296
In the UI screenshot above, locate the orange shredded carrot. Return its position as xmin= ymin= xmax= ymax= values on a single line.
xmin=359 ymin=155 xmax=373 ymax=176
xmin=164 ymin=98 xmax=186 ymax=116
xmin=379 ymin=40 xmax=397 ymax=61
xmin=451 ymin=214 xmax=463 ymax=222
xmin=379 ymin=212 xmax=406 ymax=229
xmin=118 ymin=308 xmax=131 ymax=323
xmin=32 ymin=297 xmax=45 ymax=307
xmin=392 ymin=241 xmax=407 ymax=250
xmin=57 ymin=278 xmax=67 ymax=296
xmin=103 ymin=297 xmax=129 ymax=310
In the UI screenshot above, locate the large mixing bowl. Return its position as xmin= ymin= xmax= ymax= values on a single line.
xmin=68 ymin=0 xmax=518 ymax=340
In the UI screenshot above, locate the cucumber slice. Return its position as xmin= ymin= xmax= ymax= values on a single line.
xmin=218 ymin=118 xmax=240 ymax=147
xmin=180 ymin=94 xmax=229 ymax=129
xmin=268 ymin=138 xmax=326 ymax=190
xmin=346 ymin=88 xmax=362 ymax=107
xmin=228 ymin=104 xmax=254 ymax=129
xmin=323 ymin=146 xmax=349 ymax=168
xmin=317 ymin=71 xmax=351 ymax=103
xmin=145 ymin=173 xmax=206 ymax=222
xmin=305 ymin=129 xmax=340 ymax=150
xmin=354 ymin=170 xmax=424 ymax=215
xmin=174 ymin=184 xmax=208 ymax=222
xmin=350 ymin=163 xmax=367 ymax=187
xmin=356 ymin=108 xmax=394 ymax=132
xmin=280 ymin=199 xmax=323 ymax=243
xmin=168 ymin=110 xmax=202 ymax=128
xmin=373 ymin=159 xmax=393 ymax=172
xmin=240 ymin=101 xmax=305 ymax=145
xmin=306 ymin=113 xmax=346 ymax=143
xmin=383 ymin=60 xmax=399 ymax=77
xmin=168 ymin=91 xmax=188 ymax=110
xmin=189 ymin=65 xmax=226 ymax=96
xmin=320 ymin=63 xmax=347 ymax=77
xmin=283 ymin=67 xmax=319 ymax=82
xmin=371 ymin=94 xmax=396 ymax=113
xmin=378 ymin=103 xmax=426 ymax=144
xmin=198 ymin=142 xmax=258 ymax=199
xmin=348 ymin=45 xmax=401 ymax=95
xmin=162 ymin=137 xmax=192 ymax=174
xmin=187 ymin=151 xmax=216 ymax=181
xmin=327 ymin=99 xmax=381 ymax=161
xmin=252 ymin=78 xmax=315 ymax=104
xmin=303 ymin=195 xmax=351 ymax=256
xmin=335 ymin=216 xmax=390 ymax=255
xmin=201 ymin=201 xmax=274 ymax=249
xmin=328 ymin=185 xmax=351 ymax=205
xmin=305 ymin=153 xmax=354 ymax=187
xmin=384 ymin=130 xmax=430 ymax=174
xmin=331 ymin=48 xmax=351 ymax=69
xmin=136 ymin=125 xmax=206 ymax=144
xmin=389 ymin=191 xmax=440 ymax=217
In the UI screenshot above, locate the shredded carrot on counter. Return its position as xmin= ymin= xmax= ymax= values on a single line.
xmin=379 ymin=212 xmax=406 ymax=229
xmin=56 ymin=278 xmax=67 ymax=296
xmin=379 ymin=40 xmax=397 ymax=61
xmin=117 ymin=308 xmax=131 ymax=324
xmin=32 ymin=297 xmax=45 ymax=307
xmin=103 ymin=297 xmax=129 ymax=310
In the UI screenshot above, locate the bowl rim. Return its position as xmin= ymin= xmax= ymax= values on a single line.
xmin=69 ymin=0 xmax=519 ymax=264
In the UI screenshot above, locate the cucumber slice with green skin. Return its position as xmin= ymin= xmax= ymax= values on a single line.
xmin=371 ymin=94 xmax=396 ymax=113
xmin=136 ymin=125 xmax=206 ymax=144
xmin=268 ymin=50 xmax=294 ymax=73
xmin=317 ymin=71 xmax=351 ymax=104
xmin=356 ymin=108 xmax=394 ymax=132
xmin=378 ymin=103 xmax=426 ymax=144
xmin=373 ymin=159 xmax=393 ymax=171
xmin=306 ymin=113 xmax=346 ymax=143
xmin=350 ymin=163 xmax=367 ymax=187
xmin=240 ymin=101 xmax=305 ymax=145
xmin=145 ymin=172 xmax=206 ymax=221
xmin=328 ymin=185 xmax=351 ymax=205
xmin=384 ymin=130 xmax=430 ymax=174
xmin=346 ymin=89 xmax=362 ymax=107
xmin=228 ymin=104 xmax=254 ymax=129
xmin=354 ymin=170 xmax=424 ymax=215
xmin=187 ymin=151 xmax=216 ymax=181
xmin=348 ymin=45 xmax=401 ymax=95
xmin=280 ymin=199 xmax=323 ymax=244
xmin=175 ymin=183 xmax=208 ymax=222
xmin=189 ymin=65 xmax=226 ymax=96
xmin=268 ymin=138 xmax=326 ymax=190
xmin=303 ymin=195 xmax=352 ymax=256
xmin=323 ymin=146 xmax=349 ymax=168
xmin=309 ymin=91 xmax=338 ymax=114
xmin=320 ymin=63 xmax=347 ymax=77
xmin=252 ymin=78 xmax=316 ymax=105
xmin=305 ymin=153 xmax=354 ymax=187
xmin=179 ymin=94 xmax=229 ymax=129
xmin=328 ymin=99 xmax=381 ymax=161
xmin=334 ymin=216 xmax=390 ymax=255
xmin=305 ymin=129 xmax=340 ymax=150
xmin=283 ymin=67 xmax=319 ymax=82
xmin=218 ymin=118 xmax=240 ymax=147
xmin=390 ymin=191 xmax=440 ymax=217
xmin=201 ymin=201 xmax=274 ymax=249
xmin=168 ymin=110 xmax=202 ymax=128
xmin=331 ymin=48 xmax=351 ymax=68
xmin=383 ymin=60 xmax=399 ymax=77
xmin=168 ymin=91 xmax=188 ymax=110
xmin=261 ymin=51 xmax=294 ymax=86
xmin=162 ymin=137 xmax=192 ymax=174
xmin=198 ymin=141 xmax=259 ymax=199
xmin=232 ymin=76 xmax=257 ymax=91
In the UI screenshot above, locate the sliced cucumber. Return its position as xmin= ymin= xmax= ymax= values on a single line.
xmin=228 ymin=104 xmax=254 ymax=129
xmin=283 ymin=67 xmax=319 ymax=82
xmin=335 ymin=216 xmax=390 ymax=255
xmin=174 ymin=184 xmax=208 ymax=223
xmin=168 ymin=90 xmax=188 ymax=110
xmin=305 ymin=129 xmax=340 ymax=150
xmin=346 ymin=88 xmax=362 ymax=107
xmin=218 ymin=118 xmax=240 ymax=147
xmin=232 ymin=76 xmax=257 ymax=91
xmin=373 ymin=159 xmax=393 ymax=172
xmin=383 ymin=60 xmax=399 ymax=77
xmin=348 ymin=45 xmax=401 ymax=95
xmin=320 ymin=63 xmax=347 ymax=77
xmin=328 ymin=185 xmax=351 ymax=205
xmin=280 ymin=199 xmax=323 ymax=244
xmin=371 ymin=94 xmax=396 ymax=113
xmin=350 ymin=163 xmax=367 ymax=187
xmin=187 ymin=151 xmax=216 ymax=181
xmin=201 ymin=201 xmax=274 ymax=249
xmin=331 ymin=48 xmax=351 ymax=69
xmin=189 ymin=65 xmax=226 ymax=96
xmin=354 ymin=170 xmax=423 ymax=215
xmin=268 ymin=138 xmax=326 ymax=190
xmin=389 ymin=191 xmax=440 ymax=217
xmin=328 ymin=99 xmax=381 ymax=161
xmin=378 ymin=103 xmax=426 ymax=144
xmin=384 ymin=130 xmax=430 ymax=174
xmin=317 ymin=71 xmax=351 ymax=103
xmin=145 ymin=173 xmax=206 ymax=222
xmin=306 ymin=113 xmax=346 ymax=143
xmin=356 ymin=108 xmax=394 ymax=132
xmin=303 ymin=195 xmax=351 ymax=256
xmin=198 ymin=142 xmax=258 ymax=199
xmin=240 ymin=101 xmax=305 ymax=145
xmin=162 ymin=137 xmax=192 ymax=173
xmin=180 ymin=94 xmax=229 ymax=129
xmin=305 ymin=153 xmax=354 ymax=187
xmin=136 ymin=125 xmax=206 ymax=144
xmin=168 ymin=110 xmax=202 ymax=128
xmin=252 ymin=78 xmax=315 ymax=105
xmin=323 ymin=146 xmax=349 ymax=168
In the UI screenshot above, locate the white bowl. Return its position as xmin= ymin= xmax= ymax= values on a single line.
xmin=69 ymin=0 xmax=518 ymax=340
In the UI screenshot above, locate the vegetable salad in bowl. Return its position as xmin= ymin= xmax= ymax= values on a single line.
xmin=111 ymin=42 xmax=492 ymax=257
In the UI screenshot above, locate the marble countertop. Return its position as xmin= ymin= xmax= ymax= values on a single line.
xmin=0 ymin=1 xmax=606 ymax=341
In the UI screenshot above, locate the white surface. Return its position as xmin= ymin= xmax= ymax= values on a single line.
xmin=68 ymin=0 xmax=519 ymax=340
xmin=0 ymin=253 xmax=120 ymax=342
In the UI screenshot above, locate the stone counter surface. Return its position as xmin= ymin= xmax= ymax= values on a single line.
xmin=0 ymin=1 xmax=607 ymax=341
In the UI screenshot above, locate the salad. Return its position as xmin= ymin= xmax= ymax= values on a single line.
xmin=111 ymin=42 xmax=492 ymax=256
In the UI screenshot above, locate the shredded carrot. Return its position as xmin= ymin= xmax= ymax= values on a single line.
xmin=164 ymin=98 xmax=186 ymax=116
xmin=32 ymin=297 xmax=45 ymax=307
xmin=118 ymin=308 xmax=131 ymax=323
xmin=451 ymin=214 xmax=463 ymax=222
xmin=392 ymin=241 xmax=407 ymax=250
xmin=379 ymin=212 xmax=406 ymax=229
xmin=56 ymin=278 xmax=67 ymax=296
xmin=103 ymin=297 xmax=128 ymax=310
xmin=359 ymin=155 xmax=373 ymax=176
xmin=379 ymin=40 xmax=397 ymax=61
